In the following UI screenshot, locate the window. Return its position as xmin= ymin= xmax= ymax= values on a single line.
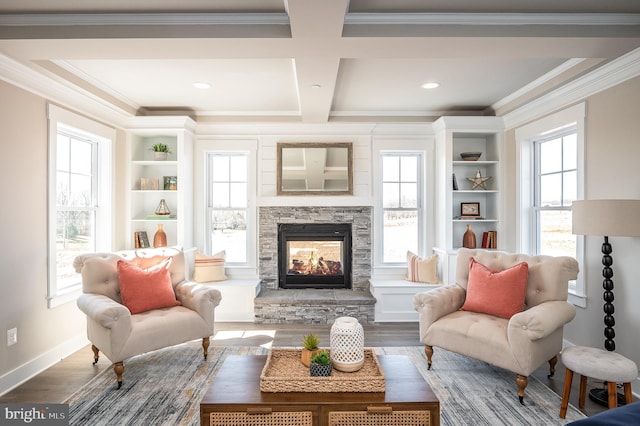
xmin=534 ymin=131 xmax=578 ymax=257
xmin=380 ymin=153 xmax=423 ymax=263
xmin=206 ymin=153 xmax=249 ymax=263
xmin=515 ymin=103 xmax=585 ymax=306
xmin=48 ymin=105 xmax=113 ymax=308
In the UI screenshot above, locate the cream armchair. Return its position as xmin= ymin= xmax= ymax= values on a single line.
xmin=74 ymin=246 xmax=222 ymax=388
xmin=413 ymin=248 xmax=578 ymax=404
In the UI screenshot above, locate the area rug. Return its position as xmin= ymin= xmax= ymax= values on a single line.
xmin=65 ymin=343 xmax=585 ymax=425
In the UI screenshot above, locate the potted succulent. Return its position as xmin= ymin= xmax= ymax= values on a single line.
xmin=151 ymin=143 xmax=171 ymax=161
xmin=310 ymin=349 xmax=332 ymax=377
xmin=301 ymin=333 xmax=321 ymax=368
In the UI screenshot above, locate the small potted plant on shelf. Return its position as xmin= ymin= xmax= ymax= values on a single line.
xmin=301 ymin=333 xmax=321 ymax=367
xmin=309 ymin=349 xmax=332 ymax=377
xmin=150 ymin=143 xmax=171 ymax=161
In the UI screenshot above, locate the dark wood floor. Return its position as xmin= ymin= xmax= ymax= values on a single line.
xmin=0 ymin=322 xmax=623 ymax=418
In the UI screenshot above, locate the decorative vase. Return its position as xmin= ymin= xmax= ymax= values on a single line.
xmin=154 ymin=151 xmax=168 ymax=161
xmin=330 ymin=316 xmax=364 ymax=372
xmin=153 ymin=224 xmax=167 ymax=248
xmin=301 ymin=348 xmax=321 ymax=368
xmin=310 ymin=362 xmax=332 ymax=377
xmin=463 ymin=224 xmax=476 ymax=248
xmin=155 ymin=199 xmax=170 ymax=216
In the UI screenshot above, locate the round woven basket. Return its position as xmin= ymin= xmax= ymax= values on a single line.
xmin=330 ymin=316 xmax=364 ymax=372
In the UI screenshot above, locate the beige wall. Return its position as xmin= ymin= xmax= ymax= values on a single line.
xmin=0 ymin=81 xmax=87 ymax=382
xmin=565 ymin=76 xmax=640 ymax=364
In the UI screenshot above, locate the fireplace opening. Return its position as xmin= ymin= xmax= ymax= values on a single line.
xmin=278 ymin=223 xmax=352 ymax=289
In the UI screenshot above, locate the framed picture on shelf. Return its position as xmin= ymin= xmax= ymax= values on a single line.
xmin=461 ymin=202 xmax=481 ymax=218
xmin=163 ymin=176 xmax=178 ymax=190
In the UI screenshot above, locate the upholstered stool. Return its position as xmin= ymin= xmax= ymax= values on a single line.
xmin=559 ymin=346 xmax=638 ymax=418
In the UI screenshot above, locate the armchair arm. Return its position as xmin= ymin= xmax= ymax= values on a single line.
xmin=174 ymin=281 xmax=222 ymax=324
xmin=413 ymin=285 xmax=466 ymax=338
xmin=77 ymin=293 xmax=132 ymax=330
xmin=508 ymin=300 xmax=576 ymax=342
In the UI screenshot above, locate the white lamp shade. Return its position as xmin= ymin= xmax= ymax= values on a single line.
xmin=572 ymin=199 xmax=640 ymax=237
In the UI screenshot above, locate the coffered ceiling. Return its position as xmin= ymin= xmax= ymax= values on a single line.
xmin=1 ymin=0 xmax=639 ymax=124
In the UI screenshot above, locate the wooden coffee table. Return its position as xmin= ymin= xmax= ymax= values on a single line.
xmin=200 ymin=353 xmax=440 ymax=426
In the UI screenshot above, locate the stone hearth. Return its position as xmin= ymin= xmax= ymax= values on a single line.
xmin=256 ymin=206 xmax=375 ymax=323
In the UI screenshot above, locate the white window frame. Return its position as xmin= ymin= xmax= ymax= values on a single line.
xmin=194 ymin=139 xmax=257 ymax=277
xmin=372 ymin=138 xmax=434 ymax=276
xmin=47 ymin=104 xmax=113 ymax=308
xmin=515 ymin=102 xmax=586 ymax=307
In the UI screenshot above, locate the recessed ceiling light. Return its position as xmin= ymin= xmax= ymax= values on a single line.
xmin=421 ymin=82 xmax=440 ymax=89
xmin=193 ymin=82 xmax=211 ymax=89
xmin=311 ymin=84 xmax=322 ymax=89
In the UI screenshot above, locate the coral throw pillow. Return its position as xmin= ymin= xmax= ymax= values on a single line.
xmin=117 ymin=259 xmax=181 ymax=314
xmin=406 ymin=251 xmax=440 ymax=283
xmin=193 ymin=251 xmax=228 ymax=283
xmin=461 ymin=257 xmax=528 ymax=319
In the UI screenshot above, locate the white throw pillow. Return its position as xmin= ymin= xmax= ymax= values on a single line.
xmin=193 ymin=250 xmax=228 ymax=282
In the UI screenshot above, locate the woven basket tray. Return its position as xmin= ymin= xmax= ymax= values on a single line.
xmin=260 ymin=348 xmax=385 ymax=393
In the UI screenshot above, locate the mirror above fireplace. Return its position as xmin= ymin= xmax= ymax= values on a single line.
xmin=277 ymin=142 xmax=353 ymax=195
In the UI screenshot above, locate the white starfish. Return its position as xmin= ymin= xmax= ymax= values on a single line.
xmin=467 ymin=170 xmax=492 ymax=190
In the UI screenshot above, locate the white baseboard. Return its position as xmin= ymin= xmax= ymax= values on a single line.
xmin=0 ymin=333 xmax=88 ymax=397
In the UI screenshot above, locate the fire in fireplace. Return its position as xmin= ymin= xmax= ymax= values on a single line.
xmin=278 ymin=223 xmax=352 ymax=289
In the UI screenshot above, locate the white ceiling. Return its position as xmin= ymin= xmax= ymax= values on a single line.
xmin=1 ymin=0 xmax=639 ymax=123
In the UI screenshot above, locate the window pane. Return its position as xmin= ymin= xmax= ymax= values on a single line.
xmin=71 ymin=140 xmax=93 ymax=175
xmin=400 ymin=182 xmax=417 ymax=208
xmin=539 ymin=210 xmax=575 ymax=258
xmin=540 ymin=173 xmax=562 ymax=207
xmin=57 ymin=210 xmax=94 ymax=289
xmin=563 ymin=134 xmax=577 ymax=170
xmin=383 ymin=210 xmax=418 ymax=262
xmin=70 ymin=174 xmax=92 ymax=207
xmin=212 ymin=183 xmax=229 ymax=207
xmin=229 ymin=182 xmax=247 ymax=208
xmin=212 ymin=156 xmax=229 ymax=181
xmin=563 ymin=170 xmax=577 ymax=206
xmin=57 ymin=171 xmax=70 ymax=206
xmin=400 ymin=156 xmax=417 ymax=181
xmin=382 ymin=156 xmax=399 ymax=181
xmin=210 ymin=210 xmax=247 ymax=263
xmin=229 ymin=156 xmax=247 ymax=182
xmin=57 ymin=135 xmax=70 ymax=171
xmin=382 ymin=183 xmax=399 ymax=208
xmin=539 ymin=138 xmax=562 ymax=174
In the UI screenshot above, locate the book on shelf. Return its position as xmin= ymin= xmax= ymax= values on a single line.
xmin=134 ymin=231 xmax=150 ymax=248
xmin=452 ymin=173 xmax=458 ymax=190
xmin=146 ymin=214 xmax=177 ymax=220
xmin=481 ymin=231 xmax=497 ymax=249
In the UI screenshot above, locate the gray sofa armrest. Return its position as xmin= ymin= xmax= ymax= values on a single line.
xmin=413 ymin=284 xmax=466 ymax=340
xmin=174 ymin=281 xmax=222 ymax=324
xmin=508 ymin=300 xmax=576 ymax=342
xmin=77 ymin=293 xmax=132 ymax=331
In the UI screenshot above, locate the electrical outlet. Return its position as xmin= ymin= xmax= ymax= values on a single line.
xmin=7 ymin=328 xmax=17 ymax=346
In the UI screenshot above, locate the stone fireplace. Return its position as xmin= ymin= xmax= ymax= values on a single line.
xmin=278 ymin=223 xmax=351 ymax=289
xmin=256 ymin=206 xmax=374 ymax=323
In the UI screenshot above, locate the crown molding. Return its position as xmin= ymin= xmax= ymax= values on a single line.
xmin=0 ymin=12 xmax=289 ymax=27
xmin=0 ymin=53 xmax=132 ymax=128
xmin=503 ymin=47 xmax=640 ymax=130
xmin=345 ymin=12 xmax=640 ymax=26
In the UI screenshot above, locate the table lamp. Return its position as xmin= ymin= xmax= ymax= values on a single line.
xmin=571 ymin=199 xmax=640 ymax=404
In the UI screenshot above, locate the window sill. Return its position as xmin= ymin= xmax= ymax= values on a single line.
xmin=48 ymin=285 xmax=81 ymax=309
xmin=568 ymin=291 xmax=586 ymax=309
